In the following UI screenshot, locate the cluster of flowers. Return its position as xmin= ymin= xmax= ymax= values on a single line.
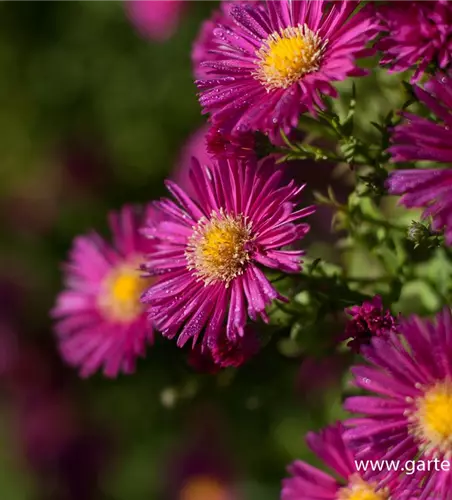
xmin=285 ymin=300 xmax=452 ymax=499
xmin=53 ymin=1 xmax=452 ymax=498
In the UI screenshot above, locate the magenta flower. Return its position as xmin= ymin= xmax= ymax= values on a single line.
xmin=376 ymin=0 xmax=452 ymax=81
xmin=282 ymin=423 xmax=401 ymax=500
xmin=342 ymin=295 xmax=398 ymax=353
xmin=141 ymin=157 xmax=314 ymax=350
xmin=389 ymin=72 xmax=452 ymax=164
xmin=388 ymin=73 xmax=452 ymax=245
xmin=125 ymin=0 xmax=186 ymax=42
xmin=192 ymin=1 xmax=259 ymax=79
xmin=195 ymin=0 xmax=377 ymax=139
xmin=52 ymin=205 xmax=155 ymax=378
xmin=344 ymin=308 xmax=452 ymax=498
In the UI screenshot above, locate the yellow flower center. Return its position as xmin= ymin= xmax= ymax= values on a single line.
xmin=255 ymin=24 xmax=327 ymax=91
xmin=186 ymin=210 xmax=252 ymax=286
xmin=179 ymin=476 xmax=229 ymax=500
xmin=97 ymin=259 xmax=150 ymax=323
xmin=337 ymin=476 xmax=388 ymax=500
xmin=410 ymin=379 xmax=452 ymax=456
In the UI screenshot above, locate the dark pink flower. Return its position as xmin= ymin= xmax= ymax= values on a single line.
xmin=376 ymin=0 xmax=452 ymax=81
xmin=387 ymin=72 xmax=452 ymax=245
xmin=196 ymin=0 xmax=377 ymax=139
xmin=141 ymin=156 xmax=314 ymax=350
xmin=341 ymin=295 xmax=397 ymax=353
xmin=52 ymin=205 xmax=155 ymax=377
xmin=344 ymin=308 xmax=452 ymax=497
xmin=192 ymin=1 xmax=258 ymax=80
xmin=389 ymin=72 xmax=452 ymax=164
xmin=282 ymin=423 xmax=402 ymax=499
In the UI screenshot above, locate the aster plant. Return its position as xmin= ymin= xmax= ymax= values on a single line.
xmin=140 ymin=156 xmax=314 ymax=351
xmin=344 ymin=308 xmax=452 ymax=498
xmin=283 ymin=423 xmax=404 ymax=500
xmin=47 ymin=1 xmax=452 ymax=499
xmin=195 ymin=0 xmax=378 ymax=140
xmin=388 ymin=71 xmax=452 ymax=245
xmin=376 ymin=0 xmax=452 ymax=81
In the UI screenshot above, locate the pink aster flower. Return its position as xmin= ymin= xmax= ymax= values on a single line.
xmin=344 ymin=308 xmax=452 ymax=498
xmin=52 ymin=205 xmax=155 ymax=378
xmin=282 ymin=422 xmax=402 ymax=500
xmin=389 ymin=72 xmax=452 ymax=164
xmin=141 ymin=157 xmax=314 ymax=349
xmin=125 ymin=0 xmax=186 ymax=42
xmin=192 ymin=1 xmax=259 ymax=80
xmin=195 ymin=0 xmax=377 ymax=139
xmin=341 ymin=295 xmax=398 ymax=353
xmin=387 ymin=72 xmax=452 ymax=245
xmin=376 ymin=0 xmax=452 ymax=81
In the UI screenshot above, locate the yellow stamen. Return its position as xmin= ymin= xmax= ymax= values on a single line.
xmin=337 ymin=475 xmax=389 ymax=500
xmin=186 ymin=210 xmax=253 ymax=286
xmin=255 ymin=24 xmax=327 ymax=91
xmin=97 ymin=259 xmax=150 ymax=323
xmin=179 ymin=476 xmax=229 ymax=500
xmin=410 ymin=379 xmax=452 ymax=456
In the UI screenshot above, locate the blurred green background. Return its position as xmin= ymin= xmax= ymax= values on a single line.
xmin=0 ymin=2 xmax=349 ymax=499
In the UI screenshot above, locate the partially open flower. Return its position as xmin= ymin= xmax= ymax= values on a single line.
xmin=341 ymin=296 xmax=397 ymax=353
